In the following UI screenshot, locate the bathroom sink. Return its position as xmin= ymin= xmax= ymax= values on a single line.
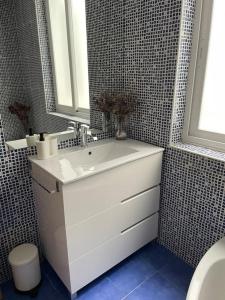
xmin=29 ymin=138 xmax=164 ymax=184
xmin=61 ymin=141 xmax=138 ymax=166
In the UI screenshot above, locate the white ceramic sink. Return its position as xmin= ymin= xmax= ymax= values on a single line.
xmin=29 ymin=139 xmax=164 ymax=184
xmin=62 ymin=141 xmax=138 ymax=166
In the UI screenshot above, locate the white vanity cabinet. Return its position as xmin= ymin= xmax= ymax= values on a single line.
xmin=31 ymin=139 xmax=163 ymax=295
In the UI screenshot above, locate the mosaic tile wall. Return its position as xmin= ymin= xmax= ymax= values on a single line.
xmin=159 ymin=0 xmax=225 ymax=267
xmin=124 ymin=0 xmax=182 ymax=147
xmin=86 ymin=0 xmax=125 ymax=129
xmin=160 ymin=147 xmax=225 ymax=267
xmin=0 ymin=119 xmax=39 ymax=282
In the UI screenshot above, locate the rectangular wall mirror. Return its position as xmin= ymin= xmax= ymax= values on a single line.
xmin=47 ymin=0 xmax=90 ymax=119
xmin=0 ymin=0 xmax=124 ymax=149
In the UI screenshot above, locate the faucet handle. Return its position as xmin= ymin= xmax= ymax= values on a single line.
xmin=80 ymin=124 xmax=89 ymax=129
xmin=68 ymin=121 xmax=76 ymax=127
xmin=67 ymin=126 xmax=75 ymax=131
xmin=80 ymin=124 xmax=90 ymax=133
xmin=80 ymin=124 xmax=98 ymax=141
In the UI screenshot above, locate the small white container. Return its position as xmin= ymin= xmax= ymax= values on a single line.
xmin=36 ymin=133 xmax=50 ymax=160
xmin=8 ymin=244 xmax=41 ymax=292
xmin=26 ymin=129 xmax=38 ymax=147
xmin=26 ymin=135 xmax=38 ymax=147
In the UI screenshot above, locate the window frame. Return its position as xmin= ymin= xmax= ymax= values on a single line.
xmin=183 ymin=0 xmax=225 ymax=152
xmin=46 ymin=0 xmax=90 ymax=121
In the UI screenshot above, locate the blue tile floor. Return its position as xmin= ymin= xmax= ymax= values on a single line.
xmin=1 ymin=241 xmax=194 ymax=300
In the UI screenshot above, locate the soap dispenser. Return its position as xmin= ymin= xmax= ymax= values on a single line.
xmin=36 ymin=133 xmax=50 ymax=160
xmin=26 ymin=128 xmax=38 ymax=147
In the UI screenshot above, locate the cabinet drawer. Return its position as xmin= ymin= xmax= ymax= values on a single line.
xmin=121 ymin=186 xmax=160 ymax=229
xmin=69 ymin=213 xmax=159 ymax=294
xmin=63 ymin=152 xmax=163 ymax=226
xmin=32 ymin=164 xmax=59 ymax=193
xmin=66 ymin=186 xmax=160 ymax=262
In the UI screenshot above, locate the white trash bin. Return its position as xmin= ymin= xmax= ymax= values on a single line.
xmin=8 ymin=243 xmax=41 ymax=292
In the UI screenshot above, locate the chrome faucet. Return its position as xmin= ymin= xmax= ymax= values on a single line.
xmin=80 ymin=124 xmax=98 ymax=148
xmin=67 ymin=121 xmax=80 ymax=139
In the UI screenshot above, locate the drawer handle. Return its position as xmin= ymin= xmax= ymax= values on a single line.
xmin=121 ymin=214 xmax=155 ymax=235
xmin=121 ymin=185 xmax=159 ymax=204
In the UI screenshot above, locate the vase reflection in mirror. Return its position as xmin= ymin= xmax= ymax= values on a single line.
xmin=102 ymin=112 xmax=112 ymax=133
xmin=115 ymin=115 xmax=128 ymax=140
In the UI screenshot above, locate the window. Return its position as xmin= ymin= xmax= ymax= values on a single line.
xmin=46 ymin=0 xmax=90 ymax=119
xmin=183 ymin=0 xmax=225 ymax=152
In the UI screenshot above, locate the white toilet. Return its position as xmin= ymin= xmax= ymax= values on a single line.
xmin=187 ymin=237 xmax=225 ymax=300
